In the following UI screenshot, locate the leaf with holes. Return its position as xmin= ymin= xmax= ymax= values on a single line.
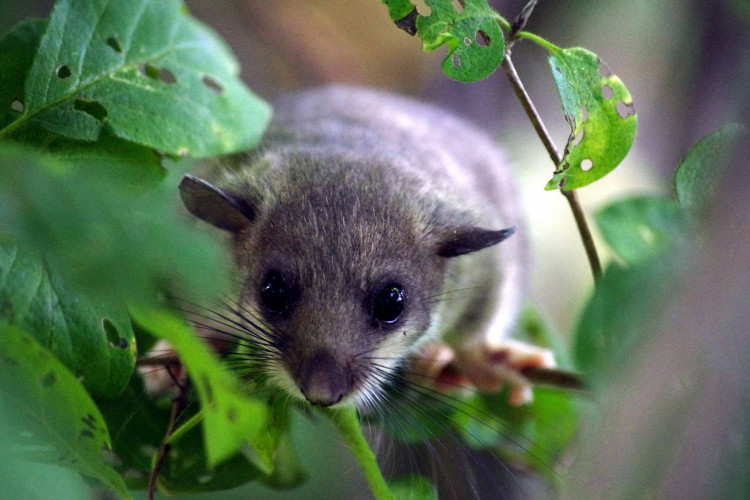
xmin=0 ymin=243 xmax=136 ymax=398
xmin=0 ymin=324 xmax=130 ymax=499
xmin=416 ymin=0 xmax=505 ymax=82
xmin=595 ymin=196 xmax=688 ymax=265
xmin=674 ymin=122 xmax=747 ymax=213
xmin=0 ymin=0 xmax=270 ymax=157
xmin=544 ymin=47 xmax=637 ymax=191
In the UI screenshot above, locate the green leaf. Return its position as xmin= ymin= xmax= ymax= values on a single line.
xmin=544 ymin=47 xmax=637 ymax=190
xmin=416 ymin=0 xmax=505 ymax=82
xmin=128 ymin=307 xmax=277 ymax=469
xmin=2 ymin=0 xmax=271 ymax=157
xmin=0 ymin=324 xmax=130 ymax=499
xmin=674 ymin=122 xmax=747 ymax=212
xmin=572 ymin=257 xmax=682 ymax=380
xmin=0 ymin=244 xmax=136 ymax=397
xmin=595 ymin=196 xmax=688 ymax=265
xmin=0 ymin=144 xmax=229 ymax=305
xmin=390 ymin=475 xmax=438 ymax=500
xmin=0 ymin=19 xmax=45 ymax=130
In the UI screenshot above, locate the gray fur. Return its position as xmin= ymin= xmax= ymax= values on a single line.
xmin=180 ymin=86 xmax=525 ymax=407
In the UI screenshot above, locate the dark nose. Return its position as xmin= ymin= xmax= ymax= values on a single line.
xmin=299 ymin=350 xmax=352 ymax=407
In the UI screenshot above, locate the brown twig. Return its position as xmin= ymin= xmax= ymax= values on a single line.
xmin=501 ymin=51 xmax=602 ymax=279
xmin=147 ymin=366 xmax=188 ymax=500
xmin=522 ymin=366 xmax=587 ymax=392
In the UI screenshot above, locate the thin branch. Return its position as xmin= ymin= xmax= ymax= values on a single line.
xmin=522 ymin=366 xmax=586 ymax=392
xmin=148 ymin=367 xmax=188 ymax=500
xmin=501 ymin=51 xmax=602 ymax=279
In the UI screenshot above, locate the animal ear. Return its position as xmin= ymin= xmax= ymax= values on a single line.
xmin=436 ymin=226 xmax=516 ymax=258
xmin=179 ymin=174 xmax=256 ymax=232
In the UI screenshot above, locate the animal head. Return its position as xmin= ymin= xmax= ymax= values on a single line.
xmin=179 ymin=154 xmax=514 ymax=408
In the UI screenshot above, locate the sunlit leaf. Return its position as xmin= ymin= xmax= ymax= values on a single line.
xmin=545 ymin=47 xmax=637 ymax=190
xmin=0 ymin=325 xmax=129 ymax=499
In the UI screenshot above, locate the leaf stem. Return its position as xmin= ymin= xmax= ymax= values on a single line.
xmin=325 ymin=406 xmax=394 ymax=500
xmin=501 ymin=52 xmax=602 ymax=279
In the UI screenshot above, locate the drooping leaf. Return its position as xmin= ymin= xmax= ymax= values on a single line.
xmin=0 ymin=324 xmax=129 ymax=499
xmin=674 ymin=122 xmax=747 ymax=212
xmin=128 ymin=307 xmax=279 ymax=470
xmin=545 ymin=47 xmax=637 ymax=190
xmin=416 ymin=0 xmax=505 ymax=82
xmin=1 ymin=0 xmax=271 ymax=158
xmin=0 ymin=144 xmax=229 ymax=305
xmin=595 ymin=196 xmax=688 ymax=265
xmin=0 ymin=19 xmax=45 ymax=130
xmin=0 ymin=244 xmax=136 ymax=397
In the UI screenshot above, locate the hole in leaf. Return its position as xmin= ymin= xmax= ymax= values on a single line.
xmin=79 ymin=429 xmax=95 ymax=440
xmin=10 ymin=99 xmax=24 ymax=113
xmin=74 ymin=98 xmax=108 ymax=121
xmin=42 ymin=371 xmax=56 ymax=387
xmin=106 ymin=36 xmax=122 ymax=53
xmin=201 ymin=75 xmax=224 ymax=95
xmin=601 ymin=84 xmax=614 ymax=99
xmin=452 ymin=53 xmax=461 ymax=68
xmin=102 ymin=318 xmax=119 ymax=345
xmin=56 ymin=65 xmax=72 ymax=79
xmin=118 ymin=338 xmax=129 ymax=349
xmin=475 ymin=30 xmax=490 ymax=47
xmin=140 ymin=63 xmax=176 ymax=84
xmin=572 ymin=129 xmax=584 ymax=146
xmin=463 ymin=37 xmax=471 ymax=46
xmin=158 ymin=67 xmax=177 ymax=84
xmin=450 ymin=0 xmax=465 ymax=13
xmin=617 ymin=100 xmax=635 ymax=119
xmin=580 ymin=159 xmax=594 ymax=171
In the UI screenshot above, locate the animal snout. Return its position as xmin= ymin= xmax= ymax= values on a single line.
xmin=298 ymin=350 xmax=353 ymax=407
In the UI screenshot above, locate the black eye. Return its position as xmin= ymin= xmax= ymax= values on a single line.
xmin=373 ymin=283 xmax=405 ymax=324
xmin=260 ymin=271 xmax=289 ymax=314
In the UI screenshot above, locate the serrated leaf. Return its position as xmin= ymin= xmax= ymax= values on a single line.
xmin=674 ymin=122 xmax=747 ymax=212
xmin=0 ymin=324 xmax=130 ymax=499
xmin=0 ymin=244 xmax=136 ymax=397
xmin=0 ymin=144 xmax=229 ymax=305
xmin=595 ymin=196 xmax=688 ymax=265
xmin=545 ymin=47 xmax=637 ymax=190
xmin=416 ymin=0 xmax=505 ymax=82
xmin=0 ymin=19 xmax=45 ymax=130
xmin=2 ymin=0 xmax=270 ymax=157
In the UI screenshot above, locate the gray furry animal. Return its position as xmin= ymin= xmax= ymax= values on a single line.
xmin=179 ymin=86 xmax=552 ymax=408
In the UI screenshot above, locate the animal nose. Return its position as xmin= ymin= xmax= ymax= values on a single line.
xmin=299 ymin=350 xmax=352 ymax=407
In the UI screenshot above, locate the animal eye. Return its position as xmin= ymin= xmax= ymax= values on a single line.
xmin=373 ymin=283 xmax=405 ymax=324
xmin=260 ymin=271 xmax=289 ymax=313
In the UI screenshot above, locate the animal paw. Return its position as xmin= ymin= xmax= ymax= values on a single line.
xmin=408 ymin=339 xmax=556 ymax=406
